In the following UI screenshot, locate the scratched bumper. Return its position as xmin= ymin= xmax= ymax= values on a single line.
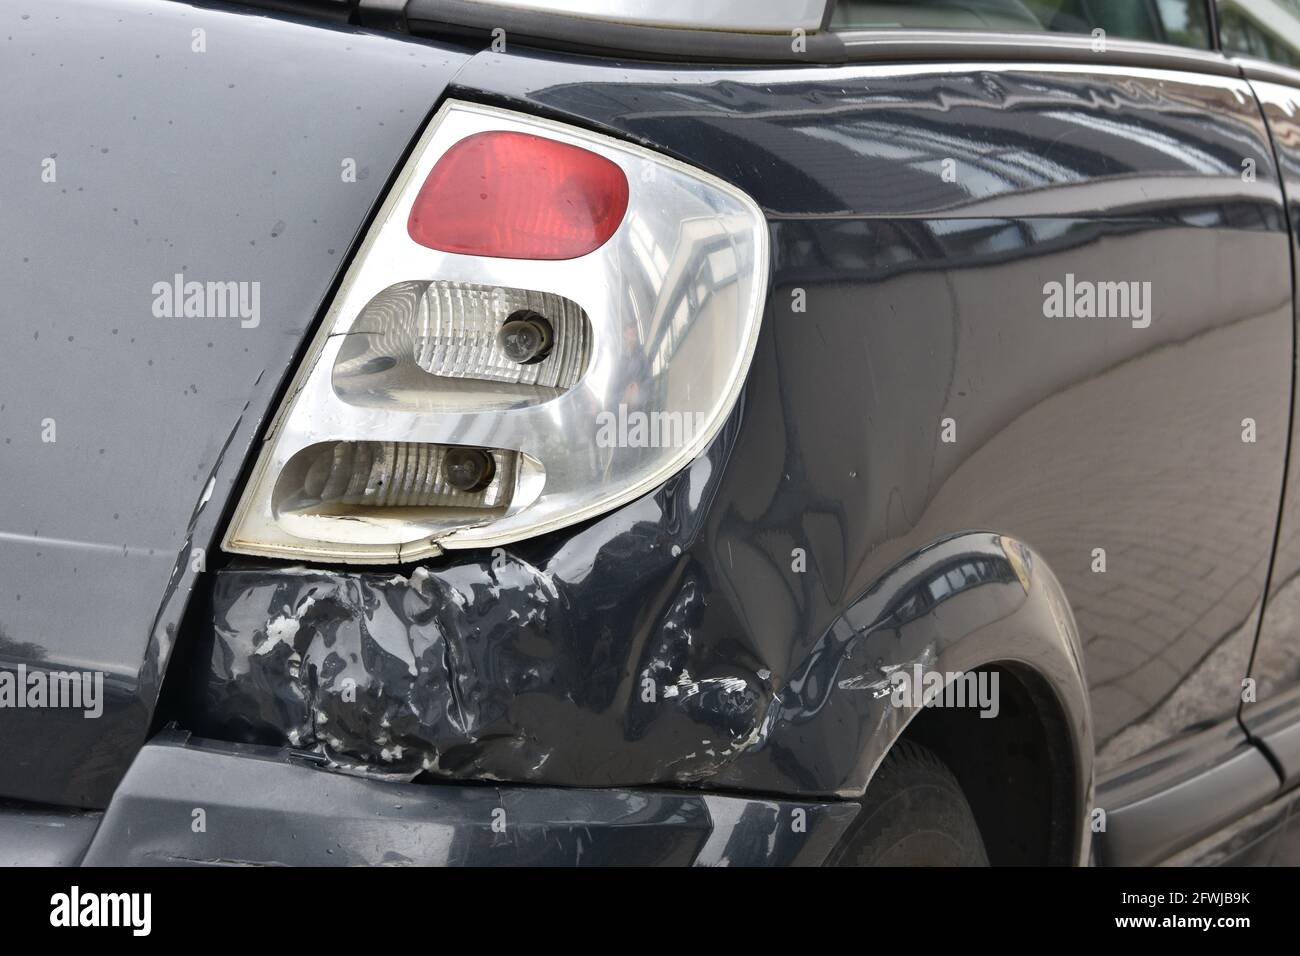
xmin=80 ymin=733 xmax=859 ymax=866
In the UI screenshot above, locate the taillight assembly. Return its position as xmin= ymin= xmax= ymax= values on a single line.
xmin=223 ymin=101 xmax=768 ymax=563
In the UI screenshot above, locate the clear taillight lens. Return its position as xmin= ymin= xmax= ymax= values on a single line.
xmin=223 ymin=101 xmax=768 ymax=563
xmin=332 ymin=280 xmax=591 ymax=412
xmin=281 ymin=442 xmax=519 ymax=512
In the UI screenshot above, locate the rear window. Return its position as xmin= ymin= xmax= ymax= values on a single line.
xmin=1217 ymin=1 xmax=1300 ymax=68
xmin=830 ymin=0 xmax=1213 ymax=49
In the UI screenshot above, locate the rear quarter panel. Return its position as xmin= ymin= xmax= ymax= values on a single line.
xmin=444 ymin=50 xmax=1292 ymax=783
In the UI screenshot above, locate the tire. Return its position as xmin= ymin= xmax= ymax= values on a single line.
xmin=828 ymin=740 xmax=990 ymax=866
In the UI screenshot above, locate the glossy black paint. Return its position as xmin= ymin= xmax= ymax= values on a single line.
xmin=445 ymin=52 xmax=1291 ymax=776
xmin=1094 ymin=719 xmax=1278 ymax=865
xmin=9 ymin=0 xmax=1300 ymax=867
xmin=80 ymin=732 xmax=859 ymax=866
xmin=450 ymin=52 xmax=1277 ymax=220
xmin=0 ymin=0 xmax=469 ymax=806
xmin=171 ymin=45 xmax=1300 ymax=866
xmin=187 ymin=458 xmax=1087 ymax=809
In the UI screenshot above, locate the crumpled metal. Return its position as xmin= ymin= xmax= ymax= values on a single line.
xmin=191 ymin=422 xmax=776 ymax=785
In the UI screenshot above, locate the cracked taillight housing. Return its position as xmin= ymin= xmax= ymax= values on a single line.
xmin=223 ymin=101 xmax=768 ymax=563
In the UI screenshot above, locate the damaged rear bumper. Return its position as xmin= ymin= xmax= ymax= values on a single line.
xmin=81 ymin=733 xmax=859 ymax=866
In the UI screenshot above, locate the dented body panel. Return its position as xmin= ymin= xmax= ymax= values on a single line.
xmin=0 ymin=0 xmax=470 ymax=806
xmin=185 ymin=49 xmax=1287 ymax=852
xmin=8 ymin=1 xmax=1300 ymax=869
xmin=192 ymin=516 xmax=1091 ymax=810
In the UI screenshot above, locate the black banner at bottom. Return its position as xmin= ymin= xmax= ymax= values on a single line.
xmin=0 ymin=865 xmax=1287 ymax=941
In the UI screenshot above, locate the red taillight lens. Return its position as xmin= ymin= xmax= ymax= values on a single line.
xmin=407 ymin=130 xmax=630 ymax=260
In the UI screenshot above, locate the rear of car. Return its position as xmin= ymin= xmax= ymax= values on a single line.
xmin=5 ymin=0 xmax=1300 ymax=868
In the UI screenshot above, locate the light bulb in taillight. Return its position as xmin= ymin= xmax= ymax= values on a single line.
xmin=406 ymin=130 xmax=629 ymax=260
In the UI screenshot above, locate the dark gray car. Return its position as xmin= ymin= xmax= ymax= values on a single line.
xmin=4 ymin=0 xmax=1300 ymax=869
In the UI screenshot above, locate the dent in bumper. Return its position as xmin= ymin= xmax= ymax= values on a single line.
xmin=81 ymin=734 xmax=859 ymax=867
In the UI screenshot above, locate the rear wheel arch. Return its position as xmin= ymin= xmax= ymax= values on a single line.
xmin=830 ymin=661 xmax=1084 ymax=866
xmin=810 ymin=534 xmax=1094 ymax=865
xmin=897 ymin=662 xmax=1082 ymax=865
